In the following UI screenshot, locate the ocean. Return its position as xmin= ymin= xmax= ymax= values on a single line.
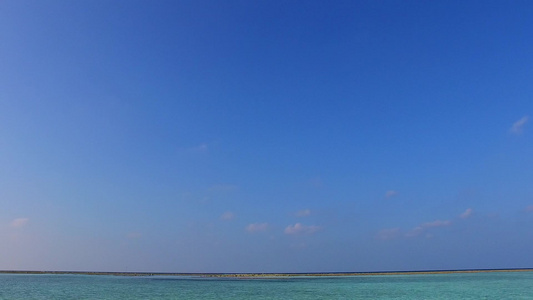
xmin=1 ymin=271 xmax=532 ymax=299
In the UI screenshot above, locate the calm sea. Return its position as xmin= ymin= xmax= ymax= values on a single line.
xmin=1 ymin=271 xmax=532 ymax=299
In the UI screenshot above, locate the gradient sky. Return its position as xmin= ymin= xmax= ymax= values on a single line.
xmin=1 ymin=0 xmax=532 ymax=273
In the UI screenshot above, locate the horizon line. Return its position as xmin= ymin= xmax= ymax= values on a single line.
xmin=1 ymin=268 xmax=533 ymax=277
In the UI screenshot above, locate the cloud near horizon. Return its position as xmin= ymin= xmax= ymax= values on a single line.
xmin=510 ymin=116 xmax=529 ymax=135
xmin=246 ymin=223 xmax=268 ymax=233
xmin=379 ymin=218 xmax=452 ymax=240
xmin=284 ymin=223 xmax=320 ymax=235
xmin=9 ymin=218 xmax=29 ymax=228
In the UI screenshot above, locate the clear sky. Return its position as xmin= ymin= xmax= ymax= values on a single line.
xmin=1 ymin=0 xmax=532 ymax=273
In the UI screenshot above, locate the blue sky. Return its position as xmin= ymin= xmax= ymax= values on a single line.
xmin=1 ymin=0 xmax=532 ymax=273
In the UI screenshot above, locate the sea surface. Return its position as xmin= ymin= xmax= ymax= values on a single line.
xmin=1 ymin=271 xmax=533 ymax=299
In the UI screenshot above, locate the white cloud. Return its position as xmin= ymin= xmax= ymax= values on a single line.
xmin=284 ymin=223 xmax=320 ymax=235
xmin=381 ymin=216 xmax=455 ymax=240
xmin=10 ymin=218 xmax=29 ymax=228
xmin=376 ymin=228 xmax=400 ymax=240
xmin=220 ymin=211 xmax=235 ymax=221
xmin=510 ymin=116 xmax=529 ymax=135
xmin=406 ymin=220 xmax=451 ymax=237
xmin=246 ymin=223 xmax=268 ymax=233
xmin=460 ymin=208 xmax=473 ymax=219
xmin=385 ymin=190 xmax=398 ymax=198
xmin=295 ymin=209 xmax=311 ymax=217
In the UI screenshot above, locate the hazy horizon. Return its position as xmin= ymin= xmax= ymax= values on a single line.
xmin=2 ymin=268 xmax=533 ymax=275
xmin=1 ymin=0 xmax=532 ymax=273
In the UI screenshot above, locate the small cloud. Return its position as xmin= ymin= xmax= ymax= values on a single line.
xmin=127 ymin=232 xmax=142 ymax=239
xmin=220 ymin=211 xmax=235 ymax=221
xmin=405 ymin=226 xmax=424 ymax=237
xmin=376 ymin=228 xmax=401 ymax=240
xmin=284 ymin=223 xmax=320 ymax=235
xmin=422 ymin=220 xmax=451 ymax=228
xmin=525 ymin=205 xmax=533 ymax=212
xmin=188 ymin=143 xmax=208 ymax=153
xmin=295 ymin=209 xmax=311 ymax=217
xmin=246 ymin=223 xmax=268 ymax=233
xmin=10 ymin=218 xmax=29 ymax=228
xmin=385 ymin=190 xmax=398 ymax=198
xmin=510 ymin=116 xmax=529 ymax=135
xmin=406 ymin=220 xmax=451 ymax=237
xmin=460 ymin=208 xmax=473 ymax=219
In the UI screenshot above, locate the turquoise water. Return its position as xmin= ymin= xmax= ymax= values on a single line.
xmin=1 ymin=272 xmax=533 ymax=299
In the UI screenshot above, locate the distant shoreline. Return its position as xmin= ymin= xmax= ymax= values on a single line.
xmin=1 ymin=268 xmax=532 ymax=277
